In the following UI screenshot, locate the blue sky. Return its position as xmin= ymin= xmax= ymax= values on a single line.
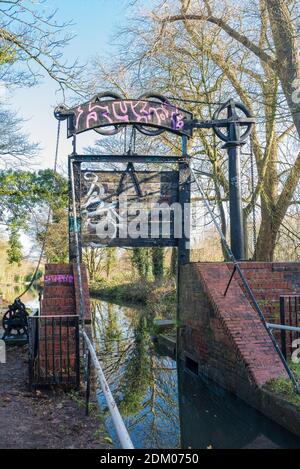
xmin=10 ymin=0 xmax=130 ymax=172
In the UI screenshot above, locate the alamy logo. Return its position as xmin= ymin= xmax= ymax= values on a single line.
xmin=0 ymin=340 xmax=6 ymax=364
xmin=292 ymin=339 xmax=300 ymax=364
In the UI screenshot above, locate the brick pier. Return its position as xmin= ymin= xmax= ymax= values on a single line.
xmin=32 ymin=263 xmax=91 ymax=387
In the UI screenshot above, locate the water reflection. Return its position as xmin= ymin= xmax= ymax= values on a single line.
xmin=91 ymin=299 xmax=300 ymax=449
xmin=91 ymin=299 xmax=179 ymax=449
xmin=0 ymin=284 xmax=39 ymax=309
xmin=178 ymin=365 xmax=300 ymax=449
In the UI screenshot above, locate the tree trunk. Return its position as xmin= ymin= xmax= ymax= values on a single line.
xmin=254 ymin=199 xmax=277 ymax=261
xmin=266 ymin=0 xmax=300 ymax=137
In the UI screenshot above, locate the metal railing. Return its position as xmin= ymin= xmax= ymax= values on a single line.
xmin=28 ymin=314 xmax=80 ymax=390
xmin=273 ymin=295 xmax=300 ymax=360
xmin=82 ymin=330 xmax=134 ymax=449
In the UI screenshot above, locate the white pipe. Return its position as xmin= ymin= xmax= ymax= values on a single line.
xmin=267 ymin=323 xmax=300 ymax=333
xmin=82 ymin=330 xmax=134 ymax=449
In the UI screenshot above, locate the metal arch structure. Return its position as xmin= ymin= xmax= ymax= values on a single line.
xmin=55 ymin=92 xmax=193 ymax=138
xmin=55 ymin=93 xmax=255 ymax=261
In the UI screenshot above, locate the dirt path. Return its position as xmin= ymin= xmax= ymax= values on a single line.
xmin=0 ymin=345 xmax=110 ymax=449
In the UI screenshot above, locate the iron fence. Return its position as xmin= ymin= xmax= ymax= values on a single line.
xmin=28 ymin=315 xmax=80 ymax=390
xmin=279 ymin=296 xmax=300 ymax=359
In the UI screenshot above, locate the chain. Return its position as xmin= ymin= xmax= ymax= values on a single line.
xmin=123 ymin=126 xmax=127 ymax=154
xmin=18 ymin=120 xmax=61 ymax=298
xmin=127 ymin=126 xmax=136 ymax=155
xmin=250 ymin=134 xmax=257 ymax=255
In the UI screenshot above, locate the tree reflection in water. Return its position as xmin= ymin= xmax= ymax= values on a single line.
xmin=91 ymin=299 xmax=179 ymax=449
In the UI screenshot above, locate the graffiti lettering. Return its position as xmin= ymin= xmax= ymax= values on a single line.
xmin=68 ymin=99 xmax=193 ymax=137
xmin=44 ymin=274 xmax=74 ymax=284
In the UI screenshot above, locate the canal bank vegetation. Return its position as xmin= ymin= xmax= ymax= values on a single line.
xmin=87 ymin=246 xmax=177 ymax=312
xmin=265 ymin=363 xmax=300 ymax=412
xmin=0 ymin=240 xmax=36 ymax=286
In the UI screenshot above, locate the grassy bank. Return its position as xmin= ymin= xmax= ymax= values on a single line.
xmin=90 ymin=278 xmax=177 ymax=317
xmin=265 ymin=363 xmax=300 ymax=411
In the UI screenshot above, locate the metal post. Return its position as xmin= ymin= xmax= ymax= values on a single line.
xmin=68 ymin=157 xmax=75 ymax=262
xmin=280 ymin=296 xmax=287 ymax=359
xmin=178 ymin=162 xmax=191 ymax=265
xmin=85 ymin=350 xmax=91 ymax=416
xmin=225 ymin=104 xmax=245 ymax=260
xmin=68 ymin=158 xmax=82 ymax=263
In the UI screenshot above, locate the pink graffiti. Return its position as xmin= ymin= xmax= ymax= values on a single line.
xmin=74 ymin=99 xmax=187 ymax=133
xmin=112 ymin=101 xmax=130 ymax=122
xmin=75 ymin=106 xmax=84 ymax=130
xmin=44 ymin=274 xmax=74 ymax=284
xmin=85 ymin=102 xmax=114 ymax=129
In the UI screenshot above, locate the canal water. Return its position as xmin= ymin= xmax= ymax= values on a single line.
xmin=2 ymin=285 xmax=300 ymax=449
xmin=91 ymin=298 xmax=300 ymax=450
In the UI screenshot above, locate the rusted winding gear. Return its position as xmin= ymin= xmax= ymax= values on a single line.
xmin=2 ymin=298 xmax=29 ymax=340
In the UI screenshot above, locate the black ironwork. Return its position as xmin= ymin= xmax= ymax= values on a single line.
xmin=279 ymin=296 xmax=300 ymax=359
xmin=55 ymin=93 xmax=193 ymax=138
xmin=55 ymin=93 xmax=256 ymax=263
xmin=70 ymin=155 xmax=184 ymax=164
xmin=2 ymin=298 xmax=29 ymax=340
xmin=223 ymin=265 xmax=237 ymax=297
xmin=212 ymin=100 xmax=255 ymax=260
xmin=28 ymin=315 xmax=80 ymax=390
xmin=117 ymin=162 xmax=143 ymax=197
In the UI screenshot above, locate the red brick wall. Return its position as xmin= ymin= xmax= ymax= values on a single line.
xmin=43 ymin=263 xmax=91 ymax=322
xmin=236 ymin=262 xmax=300 ymax=356
xmin=179 ymin=263 xmax=288 ymax=396
xmin=36 ymin=263 xmax=91 ymax=385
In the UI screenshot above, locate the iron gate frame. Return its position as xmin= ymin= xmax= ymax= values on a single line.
xmin=68 ymin=154 xmax=191 ymax=265
xmin=28 ymin=314 xmax=80 ymax=390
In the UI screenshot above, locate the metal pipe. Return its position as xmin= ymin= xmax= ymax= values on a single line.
xmin=267 ymin=323 xmax=300 ymax=333
xmin=82 ymin=330 xmax=134 ymax=449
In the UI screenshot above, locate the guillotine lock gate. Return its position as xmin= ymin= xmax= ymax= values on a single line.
xmin=55 ymin=92 xmax=255 ymax=262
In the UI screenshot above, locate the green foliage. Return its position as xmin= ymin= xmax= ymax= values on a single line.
xmin=119 ymin=316 xmax=153 ymax=416
xmin=93 ymin=281 xmax=154 ymax=304
xmin=265 ymin=362 xmax=300 ymax=411
xmin=0 ymin=169 xmax=68 ymax=264
xmin=132 ymin=248 xmax=151 ymax=280
xmin=39 ymin=207 xmax=68 ymax=264
xmin=7 ymin=226 xmax=22 ymax=265
xmin=0 ymin=45 xmax=15 ymax=66
xmin=91 ymin=279 xmax=177 ymax=319
xmin=24 ymin=269 xmax=43 ymax=283
xmin=106 ymin=248 xmax=117 ymax=279
xmin=170 ymin=247 xmax=178 ymax=278
xmin=151 ymin=247 xmax=164 ymax=281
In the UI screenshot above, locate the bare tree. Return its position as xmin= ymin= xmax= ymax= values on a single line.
xmin=0 ymin=106 xmax=38 ymax=168
xmin=0 ymin=0 xmax=85 ymax=97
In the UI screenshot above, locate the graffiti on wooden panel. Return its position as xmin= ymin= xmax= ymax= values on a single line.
xmin=80 ymin=169 xmax=180 ymax=247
